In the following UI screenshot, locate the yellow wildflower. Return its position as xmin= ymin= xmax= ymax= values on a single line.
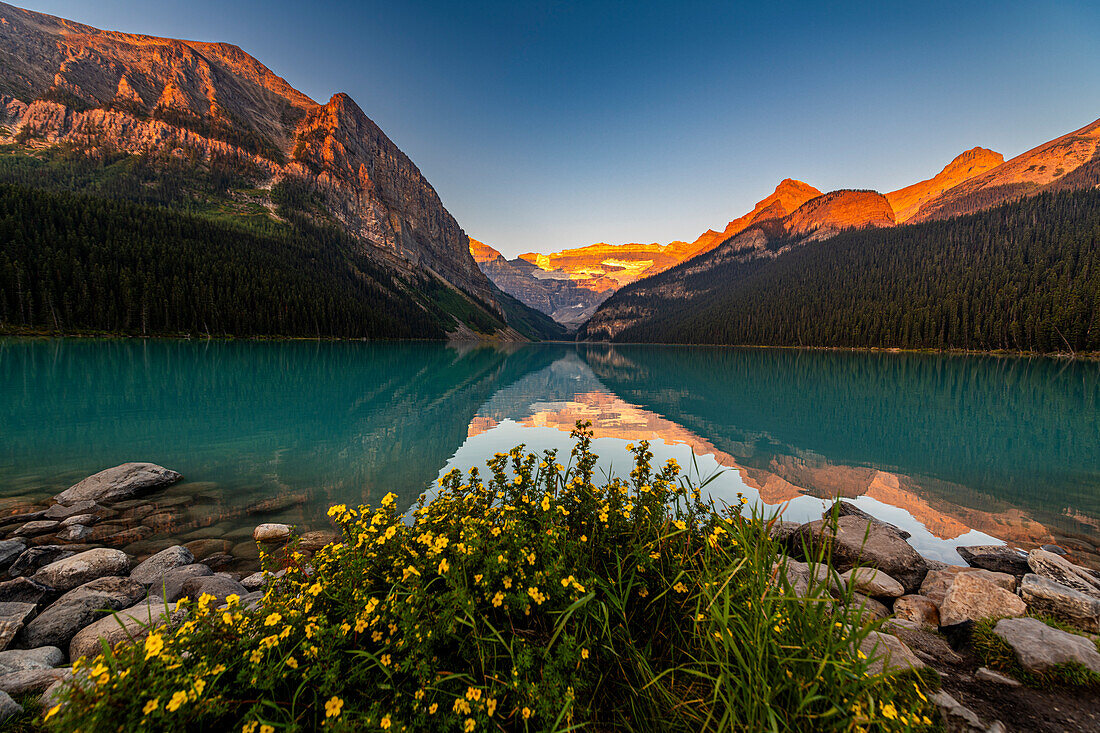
xmin=144 ymin=632 xmax=164 ymax=660
xmin=438 ymin=558 xmax=450 ymax=574
xmin=380 ymin=714 xmax=392 ymax=729
xmin=264 ymin=612 xmax=283 ymax=627
xmin=522 ymin=707 xmax=533 ymax=719
xmin=143 ymin=698 xmax=159 ymax=715
xmin=325 ymin=696 xmax=344 ymax=718
xmin=166 ymin=690 xmax=188 ymax=712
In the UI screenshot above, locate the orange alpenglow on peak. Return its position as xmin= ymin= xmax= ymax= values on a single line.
xmin=886 ymin=147 xmax=1004 ymax=222
xmin=469 ymin=238 xmax=503 ymax=263
xmin=682 ymin=178 xmax=822 ymax=257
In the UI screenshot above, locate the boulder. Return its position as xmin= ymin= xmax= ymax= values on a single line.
xmin=150 ymin=563 xmax=212 ymax=602
xmin=253 ymin=523 xmax=292 ymax=543
xmin=992 ymin=617 xmax=1100 ymax=674
xmin=178 ymin=575 xmax=247 ymax=604
xmin=848 ymin=593 xmax=889 ymax=620
xmin=129 ymin=545 xmax=194 ymax=586
xmin=931 ymin=691 xmax=987 ymax=733
xmin=0 ymin=577 xmax=51 ymax=606
xmin=919 ymin=566 xmax=1016 ymax=605
xmin=200 ymin=553 xmax=236 ymax=571
xmin=0 ymin=602 xmax=36 ymax=650
xmin=796 ymin=516 xmax=928 ymax=593
xmin=42 ymin=501 xmax=102 ymax=520
xmin=0 ymin=690 xmax=19 ymax=723
xmin=841 ymin=568 xmax=904 ymax=598
xmin=241 ymin=569 xmax=284 ymax=591
xmin=885 ymin=622 xmax=964 ymax=666
xmin=892 ymin=595 xmax=939 ymax=627
xmin=69 ymin=597 xmax=185 ymax=662
xmin=59 ymin=514 xmax=97 ymax=527
xmin=56 ymin=525 xmax=95 ymax=542
xmin=825 ymin=501 xmax=911 ymax=539
xmin=17 ymin=576 xmax=145 ymax=649
xmin=8 ymin=546 xmax=77 ymax=578
xmin=939 ymin=571 xmax=1026 ymax=626
xmin=1027 ymin=548 xmax=1100 ymax=597
xmin=955 ymin=545 xmax=1029 ymax=577
xmin=767 ymin=521 xmax=802 ymax=545
xmin=857 ymin=631 xmax=925 ymax=675
xmin=0 ymin=667 xmax=70 ymax=695
xmin=13 ymin=520 xmax=60 ymax=537
xmin=0 ymin=539 xmax=27 ymax=571
xmin=1019 ymin=573 xmax=1100 ymax=632
xmin=53 ymin=463 xmax=182 ymax=505
xmin=32 ymin=548 xmax=130 ymax=592
xmin=0 ymin=646 xmax=63 ymax=674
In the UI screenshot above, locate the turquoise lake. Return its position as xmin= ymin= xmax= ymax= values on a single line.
xmin=1 ymin=339 xmax=1098 ymax=566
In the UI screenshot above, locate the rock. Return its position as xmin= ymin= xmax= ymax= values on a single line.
xmin=0 ymin=577 xmax=51 ymax=606
xmin=241 ymin=569 xmax=284 ymax=591
xmin=12 ymin=520 xmax=60 ymax=537
xmin=55 ymin=525 xmax=94 ymax=542
xmin=939 ymin=571 xmax=1026 ymax=626
xmin=955 ymin=545 xmax=1030 ymax=577
xmin=0 ymin=690 xmax=20 ymax=723
xmin=0 ymin=667 xmax=70 ymax=695
xmin=0 ymin=539 xmax=27 ymax=572
xmin=0 ymin=602 xmax=36 ymax=650
xmin=932 ymin=691 xmax=987 ymax=733
xmin=1019 ymin=573 xmax=1100 ymax=633
xmin=142 ymin=512 xmax=178 ymax=532
xmin=151 ymin=563 xmax=212 ymax=602
xmin=237 ymin=590 xmax=264 ymax=611
xmin=253 ymin=523 xmax=292 ymax=543
xmin=993 ymin=617 xmax=1100 ymax=674
xmin=841 ymin=567 xmax=904 ymax=598
xmin=129 ymin=545 xmax=194 ymax=585
xmin=102 ymin=526 xmax=153 ymax=546
xmin=893 ymin=595 xmax=940 ymax=627
xmin=975 ymin=667 xmax=1020 ymax=686
xmin=886 ymin=623 xmax=964 ymax=666
xmin=848 ymin=592 xmax=889 ymax=620
xmin=919 ymin=566 xmax=1017 ymax=605
xmin=1027 ymin=548 xmax=1100 ymax=597
xmin=857 ymin=631 xmax=925 ymax=675
xmin=0 ymin=646 xmax=64 ymax=674
xmin=54 ymin=463 xmax=182 ymax=505
xmin=825 ymin=501 xmax=911 ymax=539
xmin=231 ymin=541 xmax=260 ymax=560
xmin=8 ymin=545 xmax=76 ymax=578
xmin=69 ymin=598 xmax=185 ymax=661
xmin=32 ymin=548 xmax=130 ymax=592
xmin=59 ymin=514 xmax=97 ymax=527
xmin=200 ymin=553 xmax=236 ymax=571
xmin=178 ymin=575 xmax=247 ymax=604
xmin=797 ymin=516 xmax=928 ymax=593
xmin=185 ymin=538 xmax=232 ymax=560
xmin=42 ymin=501 xmax=102 ymax=520
xmin=766 ymin=521 xmax=802 ymax=545
xmin=17 ymin=576 xmax=145 ymax=649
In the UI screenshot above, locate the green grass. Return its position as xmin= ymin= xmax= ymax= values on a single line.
xmin=40 ymin=424 xmax=937 ymax=731
xmin=971 ymin=617 xmax=1100 ymax=690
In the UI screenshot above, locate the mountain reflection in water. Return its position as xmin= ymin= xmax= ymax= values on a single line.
xmin=1 ymin=340 xmax=1096 ymax=567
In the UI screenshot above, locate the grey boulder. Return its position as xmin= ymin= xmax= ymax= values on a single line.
xmin=0 ymin=646 xmax=64 ymax=675
xmin=43 ymin=500 xmax=102 ymax=520
xmin=0 ymin=667 xmax=70 ymax=695
xmin=841 ymin=567 xmax=904 ymax=598
xmin=69 ymin=597 xmax=185 ymax=662
xmin=149 ymin=563 xmax=213 ymax=602
xmin=939 ymin=571 xmax=1026 ymax=626
xmin=8 ymin=546 xmax=77 ymax=578
xmin=1027 ymin=548 xmax=1100 ymax=598
xmin=1019 ymin=573 xmax=1100 ymax=633
xmin=53 ymin=463 xmax=182 ymax=505
xmin=32 ymin=548 xmax=130 ymax=592
xmin=17 ymin=576 xmax=145 ymax=649
xmin=129 ymin=545 xmax=194 ymax=586
xmin=0 ymin=602 xmax=36 ymax=650
xmin=0 ymin=539 xmax=27 ymax=570
xmin=0 ymin=690 xmax=19 ymax=723
xmin=993 ymin=616 xmax=1100 ymax=674
xmin=955 ymin=545 xmax=1030 ymax=577
xmin=13 ymin=520 xmax=60 ymax=537
xmin=179 ymin=575 xmax=247 ymax=604
xmin=0 ymin=577 xmax=51 ymax=606
xmin=797 ymin=515 xmax=928 ymax=593
xmin=857 ymin=631 xmax=925 ymax=675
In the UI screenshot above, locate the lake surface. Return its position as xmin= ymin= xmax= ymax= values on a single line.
xmin=2 ymin=339 xmax=1098 ymax=567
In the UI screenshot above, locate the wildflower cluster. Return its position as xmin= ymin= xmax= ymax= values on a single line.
xmin=44 ymin=423 xmax=936 ymax=732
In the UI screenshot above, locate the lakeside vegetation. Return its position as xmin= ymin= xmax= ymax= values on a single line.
xmin=41 ymin=426 xmax=936 ymax=732
xmin=587 ymin=190 xmax=1100 ymax=354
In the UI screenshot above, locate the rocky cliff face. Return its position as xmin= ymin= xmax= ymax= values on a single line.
xmin=0 ymin=1 xmax=499 ymax=313
xmin=686 ymin=179 xmax=822 ymax=256
xmin=784 ymin=190 xmax=895 ymax=239
xmin=886 ymin=148 xmax=1004 ymax=223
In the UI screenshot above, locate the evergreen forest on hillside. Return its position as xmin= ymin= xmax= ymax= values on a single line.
xmin=586 ymin=190 xmax=1100 ymax=354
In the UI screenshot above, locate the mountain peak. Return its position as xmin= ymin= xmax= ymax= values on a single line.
xmin=887 ymin=147 xmax=1004 ymax=222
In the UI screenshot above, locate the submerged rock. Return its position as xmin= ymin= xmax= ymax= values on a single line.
xmin=939 ymin=571 xmax=1026 ymax=626
xmin=53 ymin=463 xmax=182 ymax=505
xmin=992 ymin=616 xmax=1100 ymax=674
xmin=42 ymin=501 xmax=102 ymax=521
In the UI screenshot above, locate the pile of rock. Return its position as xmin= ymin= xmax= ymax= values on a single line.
xmin=0 ymin=463 xmax=337 ymax=722
xmin=777 ymin=503 xmax=1100 ymax=732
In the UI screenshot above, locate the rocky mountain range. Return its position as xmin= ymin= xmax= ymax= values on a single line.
xmin=0 ymin=1 xmax=507 ymax=334
xmin=482 ymin=117 xmax=1100 ymax=330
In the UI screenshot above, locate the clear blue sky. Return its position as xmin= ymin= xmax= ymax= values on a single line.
xmin=21 ymin=0 xmax=1100 ymax=257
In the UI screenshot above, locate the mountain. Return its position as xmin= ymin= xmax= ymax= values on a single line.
xmin=911 ymin=117 xmax=1100 ymax=222
xmin=0 ymin=2 xmax=532 ymax=339
xmin=686 ymin=179 xmax=822 ymax=254
xmin=580 ymin=188 xmax=1100 ymax=354
xmin=886 ymin=147 xmax=1004 ymax=222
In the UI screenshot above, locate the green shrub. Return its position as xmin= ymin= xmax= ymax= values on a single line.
xmin=45 ymin=424 xmax=936 ymax=731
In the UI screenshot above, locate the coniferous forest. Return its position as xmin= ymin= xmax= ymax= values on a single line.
xmin=585 ymin=190 xmax=1100 ymax=353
